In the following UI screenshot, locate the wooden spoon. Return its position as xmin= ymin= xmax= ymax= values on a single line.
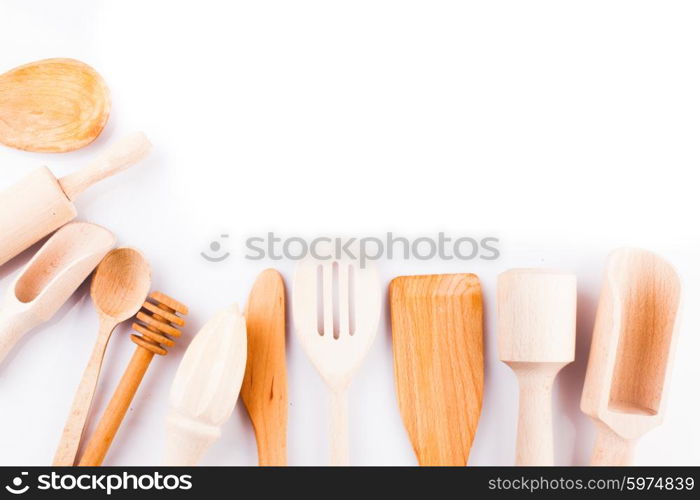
xmin=581 ymin=248 xmax=681 ymax=465
xmin=53 ymin=248 xmax=151 ymax=465
xmin=389 ymin=274 xmax=484 ymax=466
xmin=241 ymin=269 xmax=288 ymax=466
xmin=0 ymin=222 xmax=115 ymax=365
xmin=0 ymin=58 xmax=110 ymax=153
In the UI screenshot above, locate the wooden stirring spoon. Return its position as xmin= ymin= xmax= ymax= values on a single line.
xmin=53 ymin=248 xmax=151 ymax=466
xmin=0 ymin=58 xmax=110 ymax=153
xmin=581 ymin=248 xmax=681 ymax=465
xmin=241 ymin=269 xmax=288 ymax=466
xmin=390 ymin=274 xmax=484 ymax=466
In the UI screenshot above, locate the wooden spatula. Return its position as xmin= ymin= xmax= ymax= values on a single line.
xmin=581 ymin=248 xmax=681 ymax=465
xmin=389 ymin=274 xmax=484 ymax=466
xmin=241 ymin=269 xmax=288 ymax=466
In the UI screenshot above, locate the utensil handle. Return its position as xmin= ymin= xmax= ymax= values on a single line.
xmin=591 ymin=424 xmax=636 ymax=465
xmin=329 ymin=388 xmax=349 ymax=466
xmin=53 ymin=323 xmax=115 ymax=465
xmin=164 ymin=413 xmax=221 ymax=466
xmin=78 ymin=347 xmax=154 ymax=466
xmin=58 ymin=132 xmax=152 ymax=201
xmin=0 ymin=309 xmax=34 ymax=366
xmin=514 ymin=367 xmax=559 ymax=465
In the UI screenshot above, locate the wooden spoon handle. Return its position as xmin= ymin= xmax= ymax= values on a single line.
xmin=78 ymin=347 xmax=154 ymax=466
xmin=53 ymin=320 xmax=116 ymax=465
xmin=591 ymin=424 xmax=636 ymax=466
xmin=513 ymin=364 xmax=565 ymax=465
xmin=329 ymin=388 xmax=349 ymax=466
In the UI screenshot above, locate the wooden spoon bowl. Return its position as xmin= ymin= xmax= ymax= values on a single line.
xmin=0 ymin=58 xmax=110 ymax=153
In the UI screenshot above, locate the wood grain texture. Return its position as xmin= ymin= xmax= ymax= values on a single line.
xmin=0 ymin=58 xmax=110 ymax=153
xmin=497 ymin=269 xmax=577 ymax=465
xmin=165 ymin=305 xmax=247 ymax=466
xmin=53 ymin=248 xmax=151 ymax=466
xmin=0 ymin=222 xmax=114 ymax=364
xmin=0 ymin=133 xmax=151 ymax=268
xmin=580 ymin=248 xmax=681 ymax=465
xmin=241 ymin=269 xmax=288 ymax=466
xmin=79 ymin=293 xmax=187 ymax=466
xmin=390 ymin=274 xmax=483 ymax=466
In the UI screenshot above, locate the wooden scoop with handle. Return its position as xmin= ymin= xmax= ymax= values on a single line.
xmin=390 ymin=274 xmax=484 ymax=466
xmin=0 ymin=222 xmax=115 ymax=365
xmin=241 ymin=269 xmax=288 ymax=466
xmin=497 ymin=269 xmax=577 ymax=465
xmin=581 ymin=248 xmax=681 ymax=465
xmin=0 ymin=132 xmax=151 ymax=268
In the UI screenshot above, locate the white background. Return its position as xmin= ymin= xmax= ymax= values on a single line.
xmin=0 ymin=0 xmax=698 ymax=466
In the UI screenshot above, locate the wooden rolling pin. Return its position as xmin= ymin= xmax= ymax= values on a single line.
xmin=0 ymin=132 xmax=151 ymax=267
xmin=78 ymin=292 xmax=187 ymax=466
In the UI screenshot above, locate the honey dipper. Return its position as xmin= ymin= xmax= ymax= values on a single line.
xmin=78 ymin=292 xmax=188 ymax=466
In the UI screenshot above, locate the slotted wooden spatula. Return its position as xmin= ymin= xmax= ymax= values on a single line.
xmin=390 ymin=274 xmax=484 ymax=466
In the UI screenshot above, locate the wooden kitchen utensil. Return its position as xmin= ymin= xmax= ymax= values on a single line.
xmin=165 ymin=305 xmax=247 ymax=465
xmin=0 ymin=58 xmax=110 ymax=152
xmin=390 ymin=274 xmax=484 ymax=466
xmin=581 ymin=248 xmax=681 ymax=465
xmin=0 ymin=132 xmax=151 ymax=268
xmin=498 ymin=269 xmax=577 ymax=465
xmin=53 ymin=248 xmax=151 ymax=466
xmin=293 ymin=243 xmax=381 ymax=465
xmin=78 ymin=292 xmax=188 ymax=466
xmin=0 ymin=222 xmax=115 ymax=365
xmin=241 ymin=269 xmax=288 ymax=466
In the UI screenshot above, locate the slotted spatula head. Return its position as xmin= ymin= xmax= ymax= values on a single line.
xmin=390 ymin=274 xmax=484 ymax=466
xmin=292 ymin=243 xmax=381 ymax=391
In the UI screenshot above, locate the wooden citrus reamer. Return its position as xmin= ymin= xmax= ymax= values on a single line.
xmin=78 ymin=292 xmax=188 ymax=466
xmin=581 ymin=248 xmax=681 ymax=465
xmin=497 ymin=269 xmax=577 ymax=465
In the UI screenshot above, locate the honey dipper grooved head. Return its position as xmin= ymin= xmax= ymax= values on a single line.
xmin=131 ymin=292 xmax=188 ymax=355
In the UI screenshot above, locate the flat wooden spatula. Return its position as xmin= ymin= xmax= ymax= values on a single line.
xmin=241 ymin=269 xmax=288 ymax=466
xmin=390 ymin=274 xmax=484 ymax=466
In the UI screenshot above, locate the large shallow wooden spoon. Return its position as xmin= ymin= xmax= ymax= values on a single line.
xmin=241 ymin=269 xmax=288 ymax=466
xmin=53 ymin=248 xmax=151 ymax=466
xmin=0 ymin=58 xmax=110 ymax=152
xmin=390 ymin=274 xmax=484 ymax=466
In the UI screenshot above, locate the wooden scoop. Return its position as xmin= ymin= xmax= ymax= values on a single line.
xmin=581 ymin=248 xmax=681 ymax=465
xmin=389 ymin=274 xmax=484 ymax=466
xmin=53 ymin=248 xmax=151 ymax=466
xmin=241 ymin=269 xmax=288 ymax=466
xmin=0 ymin=222 xmax=115 ymax=365
xmin=0 ymin=58 xmax=110 ymax=152
xmin=498 ymin=269 xmax=577 ymax=465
